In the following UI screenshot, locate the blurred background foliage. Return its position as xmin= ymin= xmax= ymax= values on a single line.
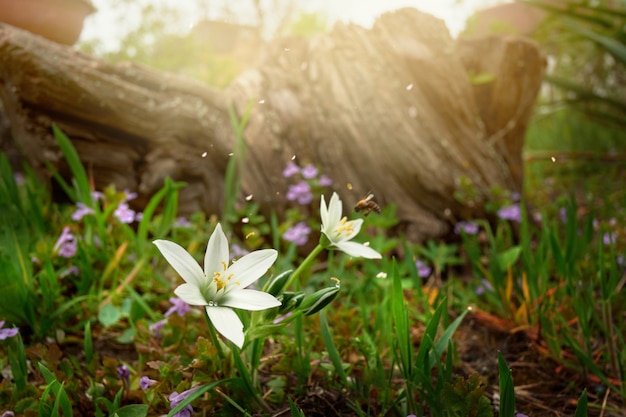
xmin=78 ymin=0 xmax=625 ymax=205
xmin=520 ymin=0 xmax=626 ymax=209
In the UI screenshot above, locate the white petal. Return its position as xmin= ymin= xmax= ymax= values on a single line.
xmin=337 ymin=218 xmax=363 ymax=242
xmin=205 ymin=223 xmax=229 ymax=276
xmin=335 ymin=241 xmax=382 ymax=259
xmin=153 ymin=240 xmax=205 ymax=287
xmin=328 ymin=192 xmax=343 ymax=226
xmin=226 ymin=249 xmax=277 ymax=288
xmin=320 ymin=194 xmax=329 ymax=229
xmin=206 ymin=306 xmax=244 ymax=348
xmin=221 ymin=289 xmax=281 ymax=311
xmin=174 ymin=283 xmax=208 ymax=306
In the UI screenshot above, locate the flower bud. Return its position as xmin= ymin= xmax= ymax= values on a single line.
xmin=300 ymin=286 xmax=339 ymax=316
xmin=266 ymin=270 xmax=293 ymax=296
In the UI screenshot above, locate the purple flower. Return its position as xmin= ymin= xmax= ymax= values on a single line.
xmin=476 ymin=278 xmax=494 ymax=295
xmin=115 ymin=203 xmax=136 ymax=223
xmin=139 ymin=376 xmax=157 ymax=391
xmin=283 ymin=222 xmax=312 ymax=246
xmin=164 ymin=297 xmax=190 ymax=318
xmin=301 ymin=163 xmax=318 ymax=179
xmin=59 ymin=265 xmax=80 ymax=278
xmin=0 ymin=321 xmax=19 ymax=340
xmin=174 ymin=216 xmax=192 ymax=228
xmin=318 ymin=174 xmax=333 ymax=187
xmin=286 ymin=181 xmax=313 ymax=205
xmin=559 ymin=207 xmax=568 ymax=223
xmin=282 ymin=161 xmax=300 ymax=178
xmin=416 ymin=260 xmax=432 ymax=278
xmin=13 ymin=173 xmax=24 ymax=186
xmin=123 ymin=190 xmax=138 ymax=201
xmin=91 ymin=190 xmax=104 ymax=201
xmin=497 ymin=204 xmax=521 ymax=223
xmin=273 ymin=311 xmax=293 ymax=324
xmin=71 ymin=202 xmax=95 ymax=221
xmin=603 ymin=232 xmax=616 ymax=245
xmin=54 ymin=226 xmax=77 ymax=258
xmin=1 ymin=411 xmax=15 ymax=417
xmin=149 ymin=319 xmax=167 ymax=337
xmin=117 ymin=365 xmax=130 ymax=384
xmin=229 ymin=244 xmax=250 ymax=260
xmin=169 ymin=387 xmax=199 ymax=417
xmin=454 ymin=221 xmax=479 ymax=235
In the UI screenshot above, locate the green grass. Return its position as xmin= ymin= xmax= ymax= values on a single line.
xmin=0 ymin=125 xmax=619 ymax=416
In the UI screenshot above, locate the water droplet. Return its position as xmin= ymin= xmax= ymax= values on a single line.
xmin=551 ymin=156 xmax=556 ymax=162
xmin=201 ymin=151 xmax=208 ymax=158
xmin=245 ymin=194 xmax=253 ymax=201
xmin=291 ymin=155 xmax=296 ymax=160
xmin=228 ymin=152 xmax=234 ymax=157
xmin=242 ymin=217 xmax=249 ymax=224
xmin=406 ymin=83 xmax=413 ymax=91
xmin=208 ymin=301 xmax=217 ymax=307
xmin=258 ymin=99 xmax=265 ymax=104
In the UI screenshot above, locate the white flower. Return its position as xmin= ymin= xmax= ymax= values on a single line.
xmin=320 ymin=192 xmax=382 ymax=259
xmin=153 ymin=223 xmax=280 ymax=348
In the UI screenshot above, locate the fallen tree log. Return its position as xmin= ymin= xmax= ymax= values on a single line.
xmin=0 ymin=7 xmax=545 ymax=240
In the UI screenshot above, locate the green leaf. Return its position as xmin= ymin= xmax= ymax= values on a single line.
xmin=574 ymin=389 xmax=588 ymax=417
xmin=497 ymin=352 xmax=515 ymax=417
xmin=319 ymin=310 xmax=349 ymax=386
xmin=98 ymin=303 xmax=122 ymax=327
xmin=115 ymin=404 xmax=149 ymax=417
xmin=497 ymin=246 xmax=522 ymax=271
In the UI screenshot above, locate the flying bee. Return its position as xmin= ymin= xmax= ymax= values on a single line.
xmin=354 ymin=193 xmax=381 ymax=216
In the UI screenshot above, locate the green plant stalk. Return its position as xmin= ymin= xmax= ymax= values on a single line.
xmin=283 ymin=244 xmax=324 ymax=290
xmin=601 ymin=299 xmax=624 ymax=401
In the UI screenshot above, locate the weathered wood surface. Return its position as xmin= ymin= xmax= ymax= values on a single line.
xmin=0 ymin=8 xmax=545 ymax=240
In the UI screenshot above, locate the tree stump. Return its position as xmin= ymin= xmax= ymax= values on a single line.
xmin=0 ymin=7 xmax=546 ymax=240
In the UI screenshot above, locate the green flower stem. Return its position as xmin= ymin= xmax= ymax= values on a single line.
xmin=283 ymin=244 xmax=325 ymax=290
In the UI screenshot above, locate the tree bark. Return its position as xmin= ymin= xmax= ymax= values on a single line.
xmin=0 ymin=7 xmax=545 ymax=240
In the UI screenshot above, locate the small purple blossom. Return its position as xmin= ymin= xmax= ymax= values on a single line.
xmin=123 ymin=190 xmax=138 ymax=201
xmin=71 ymin=202 xmax=95 ymax=221
xmin=559 ymin=207 xmax=568 ymax=223
xmin=301 ymin=163 xmax=318 ymax=179
xmin=318 ymin=174 xmax=333 ymax=187
xmin=165 ymin=297 xmax=191 ymax=318
xmin=169 ymin=387 xmax=199 ymax=417
xmin=59 ymin=265 xmax=80 ymax=278
xmin=282 ymin=161 xmax=300 ymax=178
xmin=114 ymin=203 xmax=136 ymax=223
xmin=1 ymin=411 xmax=15 ymax=417
xmin=273 ymin=311 xmax=293 ymax=324
xmin=91 ymin=190 xmax=104 ymax=201
xmin=416 ymin=260 xmax=432 ymax=278
xmin=497 ymin=204 xmax=521 ymax=223
xmin=149 ymin=319 xmax=167 ymax=337
xmin=603 ymin=232 xmax=616 ymax=246
xmin=54 ymin=226 xmax=77 ymax=258
xmin=476 ymin=278 xmax=494 ymax=295
xmin=286 ymin=181 xmax=313 ymax=205
xmin=174 ymin=216 xmax=192 ymax=228
xmin=139 ymin=376 xmax=157 ymax=391
xmin=230 ymin=244 xmax=250 ymax=260
xmin=0 ymin=321 xmax=19 ymax=340
xmin=13 ymin=172 xmax=25 ymax=185
xmin=283 ymin=222 xmax=312 ymax=246
xmin=454 ymin=221 xmax=479 ymax=235
xmin=117 ymin=365 xmax=130 ymax=384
